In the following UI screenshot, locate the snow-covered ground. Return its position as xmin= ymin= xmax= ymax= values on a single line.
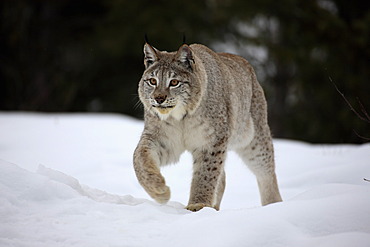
xmin=0 ymin=112 xmax=369 ymax=247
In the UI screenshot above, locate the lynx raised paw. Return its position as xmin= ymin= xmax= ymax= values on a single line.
xmin=135 ymin=169 xmax=171 ymax=204
xmin=151 ymin=184 xmax=171 ymax=204
xmin=186 ymin=203 xmax=211 ymax=212
xmin=143 ymin=176 xmax=171 ymax=204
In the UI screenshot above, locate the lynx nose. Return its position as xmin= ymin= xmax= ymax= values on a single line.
xmin=154 ymin=95 xmax=167 ymax=104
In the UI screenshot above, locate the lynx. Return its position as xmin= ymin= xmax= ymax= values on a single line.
xmin=133 ymin=43 xmax=282 ymax=211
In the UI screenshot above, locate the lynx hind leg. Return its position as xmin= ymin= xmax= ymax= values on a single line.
xmin=214 ymin=169 xmax=226 ymax=210
xmin=237 ymin=136 xmax=282 ymax=206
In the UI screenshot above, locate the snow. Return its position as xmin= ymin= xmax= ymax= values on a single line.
xmin=0 ymin=112 xmax=369 ymax=247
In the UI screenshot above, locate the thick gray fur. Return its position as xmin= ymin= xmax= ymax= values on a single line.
xmin=134 ymin=43 xmax=282 ymax=211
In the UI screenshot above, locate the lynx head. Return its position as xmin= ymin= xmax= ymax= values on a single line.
xmin=138 ymin=43 xmax=205 ymax=121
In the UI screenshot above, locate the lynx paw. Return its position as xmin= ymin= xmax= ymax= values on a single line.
xmin=151 ymin=185 xmax=171 ymax=204
xmin=186 ymin=203 xmax=210 ymax=212
xmin=142 ymin=172 xmax=171 ymax=204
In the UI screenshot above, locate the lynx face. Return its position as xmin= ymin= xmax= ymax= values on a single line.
xmin=138 ymin=44 xmax=203 ymax=121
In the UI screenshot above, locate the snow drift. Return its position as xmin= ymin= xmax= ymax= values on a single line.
xmin=0 ymin=113 xmax=369 ymax=247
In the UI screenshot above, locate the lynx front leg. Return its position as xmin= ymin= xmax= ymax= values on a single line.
xmin=187 ymin=148 xmax=226 ymax=212
xmin=133 ymin=144 xmax=170 ymax=204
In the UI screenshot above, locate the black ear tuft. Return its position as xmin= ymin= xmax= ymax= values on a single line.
xmin=175 ymin=44 xmax=194 ymax=70
xmin=143 ymin=43 xmax=158 ymax=69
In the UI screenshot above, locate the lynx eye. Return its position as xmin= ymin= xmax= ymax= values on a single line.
xmin=148 ymin=78 xmax=157 ymax=86
xmin=169 ymin=79 xmax=180 ymax=87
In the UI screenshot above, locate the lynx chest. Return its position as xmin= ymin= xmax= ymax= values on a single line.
xmin=162 ymin=115 xmax=210 ymax=152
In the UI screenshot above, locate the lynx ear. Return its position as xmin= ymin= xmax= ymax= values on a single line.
xmin=144 ymin=43 xmax=158 ymax=69
xmin=175 ymin=44 xmax=194 ymax=70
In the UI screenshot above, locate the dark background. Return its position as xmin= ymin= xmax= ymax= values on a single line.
xmin=1 ymin=0 xmax=369 ymax=143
